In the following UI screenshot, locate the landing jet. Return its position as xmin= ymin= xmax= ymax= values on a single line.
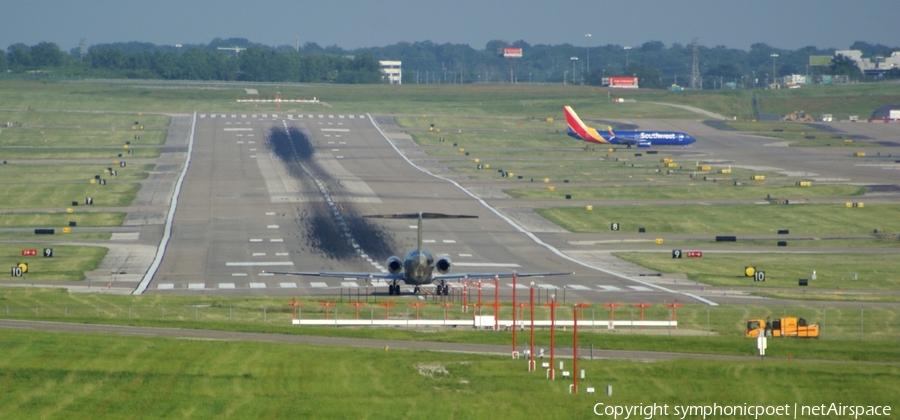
xmin=265 ymin=212 xmax=570 ymax=295
xmin=564 ymin=105 xmax=696 ymax=148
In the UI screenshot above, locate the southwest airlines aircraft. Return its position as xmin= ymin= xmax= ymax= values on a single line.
xmin=564 ymin=105 xmax=696 ymax=148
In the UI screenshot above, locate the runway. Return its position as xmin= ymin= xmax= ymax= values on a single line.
xmin=140 ymin=111 xmax=900 ymax=306
xmin=143 ymin=112 xmax=695 ymax=304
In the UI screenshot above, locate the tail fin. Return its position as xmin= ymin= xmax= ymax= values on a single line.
xmin=364 ymin=212 xmax=478 ymax=252
xmin=563 ymin=106 xmax=608 ymax=144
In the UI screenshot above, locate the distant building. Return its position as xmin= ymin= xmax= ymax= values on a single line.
xmin=835 ymin=50 xmax=900 ymax=76
xmin=380 ymin=61 xmax=402 ymax=84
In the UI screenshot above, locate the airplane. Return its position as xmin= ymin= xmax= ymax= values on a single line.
xmin=563 ymin=105 xmax=697 ymax=148
xmin=264 ymin=212 xmax=570 ymax=295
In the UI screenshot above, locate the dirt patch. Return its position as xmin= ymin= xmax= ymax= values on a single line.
xmin=415 ymin=363 xmax=449 ymax=377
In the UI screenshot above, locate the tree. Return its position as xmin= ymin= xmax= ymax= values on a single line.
xmin=7 ymin=43 xmax=31 ymax=67
xmin=829 ymin=54 xmax=862 ymax=79
xmin=30 ymin=42 xmax=65 ymax=67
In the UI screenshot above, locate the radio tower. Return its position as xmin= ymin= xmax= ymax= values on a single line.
xmin=689 ymin=38 xmax=700 ymax=90
xmin=79 ymin=38 xmax=87 ymax=60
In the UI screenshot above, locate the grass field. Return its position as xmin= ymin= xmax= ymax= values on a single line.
xmin=0 ymin=245 xmax=108 ymax=281
xmin=506 ymin=185 xmax=864 ymax=201
xmin=615 ymin=251 xmax=900 ymax=290
xmin=0 ymin=163 xmax=153 ymax=182
xmin=0 ymin=183 xmax=141 ymax=208
xmin=536 ymin=203 xmax=900 ymax=235
xmin=2 ymin=288 xmax=899 ymax=346
xmin=0 ymin=329 xmax=895 ymax=419
xmin=1 ymin=78 xmax=899 ymax=417
xmin=0 ymin=212 xmax=126 ymax=228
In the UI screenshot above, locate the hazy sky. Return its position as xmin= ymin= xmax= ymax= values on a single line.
xmin=3 ymin=0 xmax=898 ymax=52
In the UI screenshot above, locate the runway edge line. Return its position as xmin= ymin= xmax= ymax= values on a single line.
xmin=366 ymin=114 xmax=718 ymax=306
xmin=132 ymin=112 xmax=197 ymax=295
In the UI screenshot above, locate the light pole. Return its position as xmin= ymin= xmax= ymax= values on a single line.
xmin=585 ymin=33 xmax=592 ymax=75
xmin=624 ymin=46 xmax=631 ymax=70
xmin=771 ymin=53 xmax=779 ymax=88
xmin=529 ymin=281 xmax=535 ymax=372
xmin=570 ymin=57 xmax=578 ymax=84
xmin=573 ymin=303 xmax=591 ymax=394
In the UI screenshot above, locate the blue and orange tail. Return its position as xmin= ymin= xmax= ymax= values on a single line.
xmin=563 ymin=106 xmax=608 ymax=144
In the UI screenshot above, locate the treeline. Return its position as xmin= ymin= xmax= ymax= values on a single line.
xmin=2 ymin=38 xmax=898 ymax=87
xmin=0 ymin=39 xmax=382 ymax=83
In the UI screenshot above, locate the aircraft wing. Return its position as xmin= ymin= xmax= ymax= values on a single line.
xmin=262 ymin=270 xmax=404 ymax=280
xmin=434 ymin=272 xmax=571 ymax=281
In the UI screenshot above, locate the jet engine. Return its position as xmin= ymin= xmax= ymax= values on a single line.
xmin=435 ymin=254 xmax=452 ymax=274
xmin=386 ymin=256 xmax=403 ymax=274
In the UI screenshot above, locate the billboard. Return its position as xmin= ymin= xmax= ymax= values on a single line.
xmin=500 ymin=47 xmax=523 ymax=58
xmin=608 ymin=76 xmax=639 ymax=88
xmin=809 ymin=56 xmax=832 ymax=66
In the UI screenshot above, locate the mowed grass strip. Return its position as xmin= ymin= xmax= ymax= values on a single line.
xmin=0 ymin=212 xmax=126 ymax=228
xmin=0 ymin=183 xmax=140 ymax=208
xmin=0 ymin=163 xmax=153 ymax=182
xmin=508 ymin=184 xmax=864 ymax=200
xmin=0 ymin=329 xmax=896 ymax=420
xmin=615 ymin=252 xmax=900 ymax=291
xmin=0 ymin=127 xmax=166 ymax=147
xmin=0 ymin=147 xmax=161 ymax=159
xmin=0 ymin=110 xmax=170 ymax=127
xmin=0 ymin=245 xmax=107 ymax=281
xmin=537 ymin=203 xmax=900 ymax=234
xmin=3 ymin=289 xmax=900 ymax=353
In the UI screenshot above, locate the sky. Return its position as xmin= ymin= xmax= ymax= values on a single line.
xmin=3 ymin=0 xmax=899 ymax=53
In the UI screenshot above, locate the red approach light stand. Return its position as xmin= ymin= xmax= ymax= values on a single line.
xmin=286 ymin=298 xmax=304 ymax=320
xmin=529 ymin=282 xmax=536 ymax=372
xmin=439 ymin=302 xmax=454 ymax=320
xmin=633 ymin=303 xmax=651 ymax=329
xmin=666 ymin=300 xmax=682 ymax=329
xmin=379 ymin=302 xmax=396 ymax=320
xmin=544 ymin=296 xmax=561 ymax=380
xmin=318 ymin=302 xmax=335 ymax=320
xmin=572 ymin=303 xmax=591 ymax=394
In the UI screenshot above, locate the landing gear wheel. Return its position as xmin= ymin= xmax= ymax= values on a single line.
xmin=413 ymin=286 xmax=420 ymax=294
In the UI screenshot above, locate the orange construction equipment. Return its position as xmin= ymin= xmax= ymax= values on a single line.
xmin=746 ymin=316 xmax=819 ymax=338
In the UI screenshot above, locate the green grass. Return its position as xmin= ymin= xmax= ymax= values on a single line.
xmin=0 ymin=110 xmax=170 ymax=127
xmin=615 ymin=251 xmax=900 ymax=291
xmin=0 ymin=147 xmax=160 ymax=159
xmin=0 ymin=245 xmax=108 ymax=281
xmin=0 ymin=212 xmax=127 ymax=228
xmin=0 ymin=232 xmax=112 ymax=241
xmin=0 ymin=183 xmax=141 ymax=208
xmin=506 ymin=184 xmax=864 ymax=200
xmin=1 ymin=329 xmax=896 ymax=419
xmin=2 ymin=288 xmax=899 ymax=347
xmin=0 ymin=127 xmax=166 ymax=147
xmin=0 ymin=163 xmax=153 ymax=182
xmin=536 ymin=203 xmax=900 ymax=234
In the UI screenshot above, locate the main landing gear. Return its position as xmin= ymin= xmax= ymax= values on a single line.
xmin=436 ymin=280 xmax=449 ymax=296
xmin=388 ymin=281 xmax=401 ymax=295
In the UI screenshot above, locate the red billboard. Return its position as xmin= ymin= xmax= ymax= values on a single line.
xmin=608 ymin=76 xmax=639 ymax=88
xmin=500 ymin=47 xmax=523 ymax=58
